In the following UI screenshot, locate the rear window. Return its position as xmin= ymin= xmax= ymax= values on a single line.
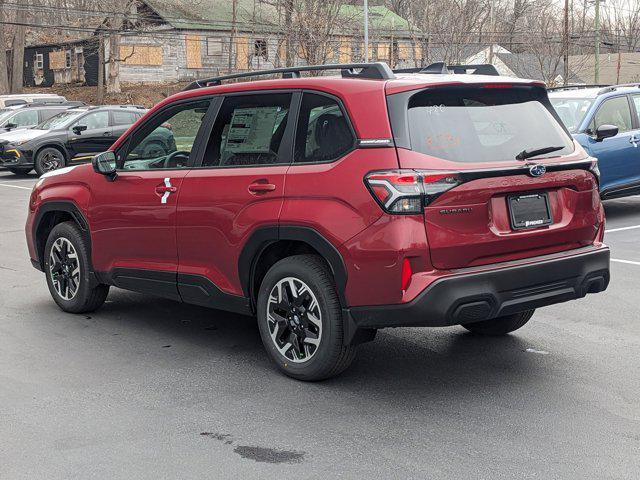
xmin=396 ymin=86 xmax=574 ymax=163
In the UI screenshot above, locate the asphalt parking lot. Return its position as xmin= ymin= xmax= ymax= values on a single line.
xmin=1 ymin=170 xmax=638 ymax=480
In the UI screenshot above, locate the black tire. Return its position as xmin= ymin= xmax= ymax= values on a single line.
xmin=462 ymin=310 xmax=535 ymax=336
xmin=44 ymin=221 xmax=109 ymax=314
xmin=256 ymin=254 xmax=357 ymax=381
xmin=35 ymin=146 xmax=66 ymax=176
xmin=7 ymin=167 xmax=32 ymax=175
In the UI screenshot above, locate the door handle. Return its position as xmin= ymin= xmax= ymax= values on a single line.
xmin=630 ymin=135 xmax=639 ymax=147
xmin=102 ymin=131 xmax=111 ymax=136
xmin=156 ymin=178 xmax=177 ymax=204
xmin=248 ymin=182 xmax=276 ymax=193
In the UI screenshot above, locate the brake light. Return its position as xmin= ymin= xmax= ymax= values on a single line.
xmin=483 ymin=83 xmax=513 ymax=89
xmin=365 ymin=169 xmax=461 ymax=214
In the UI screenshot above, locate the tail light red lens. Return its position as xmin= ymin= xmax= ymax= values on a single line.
xmin=365 ymin=169 xmax=460 ymax=214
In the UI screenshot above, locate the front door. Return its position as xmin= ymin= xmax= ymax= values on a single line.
xmin=584 ymin=95 xmax=639 ymax=193
xmin=88 ymin=98 xmax=214 ymax=299
xmin=67 ymin=110 xmax=113 ymax=161
xmin=176 ymin=92 xmax=296 ymax=304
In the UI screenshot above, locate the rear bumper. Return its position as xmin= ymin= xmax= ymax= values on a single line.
xmin=347 ymin=246 xmax=610 ymax=332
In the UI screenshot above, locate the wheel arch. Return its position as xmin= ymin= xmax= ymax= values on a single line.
xmin=33 ymin=200 xmax=89 ymax=271
xmin=239 ymin=226 xmax=349 ymax=311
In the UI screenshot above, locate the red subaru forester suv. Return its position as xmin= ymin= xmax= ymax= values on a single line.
xmin=25 ymin=62 xmax=610 ymax=381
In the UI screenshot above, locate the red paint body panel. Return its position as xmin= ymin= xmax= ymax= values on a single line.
xmin=176 ymin=166 xmax=288 ymax=295
xmin=88 ymin=169 xmax=189 ymax=273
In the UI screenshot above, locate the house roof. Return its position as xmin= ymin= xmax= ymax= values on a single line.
xmin=568 ymin=53 xmax=640 ymax=85
xmin=141 ymin=0 xmax=410 ymax=33
xmin=495 ymin=52 xmax=582 ymax=84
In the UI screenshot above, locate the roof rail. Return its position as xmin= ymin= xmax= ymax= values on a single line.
xmin=547 ymin=84 xmax=608 ymax=92
xmin=182 ymin=62 xmax=396 ymax=91
xmin=393 ymin=62 xmax=500 ymax=76
xmin=597 ymin=83 xmax=640 ymax=95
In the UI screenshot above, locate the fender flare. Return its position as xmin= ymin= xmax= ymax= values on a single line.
xmin=239 ymin=225 xmax=349 ymax=308
xmin=33 ymin=200 xmax=89 ymax=269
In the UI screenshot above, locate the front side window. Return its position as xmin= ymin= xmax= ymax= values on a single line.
xmin=202 ymin=93 xmax=291 ymax=167
xmin=9 ymin=110 xmax=39 ymax=127
xmin=72 ymin=111 xmax=109 ymax=130
xmin=294 ymin=93 xmax=354 ymax=163
xmin=121 ymin=100 xmax=210 ymax=171
xmin=400 ymin=86 xmax=574 ymax=163
xmin=549 ymin=97 xmax=594 ymax=133
xmin=590 ymin=96 xmax=633 ymax=134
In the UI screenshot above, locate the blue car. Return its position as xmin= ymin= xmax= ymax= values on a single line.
xmin=549 ymin=84 xmax=640 ymax=199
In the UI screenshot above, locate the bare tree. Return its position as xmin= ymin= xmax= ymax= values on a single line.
xmin=0 ymin=0 xmax=10 ymax=93
xmin=11 ymin=2 xmax=27 ymax=93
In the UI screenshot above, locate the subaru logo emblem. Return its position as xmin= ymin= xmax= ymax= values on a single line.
xmin=529 ymin=164 xmax=546 ymax=177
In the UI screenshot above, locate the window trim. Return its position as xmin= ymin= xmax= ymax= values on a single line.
xmin=114 ymin=95 xmax=219 ymax=171
xmin=586 ymin=94 xmax=634 ymax=135
xmin=290 ymin=89 xmax=358 ymax=166
xmin=192 ymin=89 xmax=301 ymax=170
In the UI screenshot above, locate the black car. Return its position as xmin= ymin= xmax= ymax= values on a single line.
xmin=0 ymin=105 xmax=152 ymax=175
xmin=0 ymin=102 xmax=83 ymax=134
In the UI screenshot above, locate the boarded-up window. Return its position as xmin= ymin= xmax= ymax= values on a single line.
xmin=339 ymin=37 xmax=351 ymax=63
xmin=398 ymin=43 xmax=410 ymax=61
xmin=120 ymin=45 xmax=163 ymax=66
xmin=377 ymin=42 xmax=390 ymax=61
xmin=236 ymin=37 xmax=249 ymax=70
xmin=206 ymin=37 xmax=223 ymax=56
xmin=185 ymin=35 xmax=202 ymax=68
xmin=48 ymin=50 xmax=65 ymax=70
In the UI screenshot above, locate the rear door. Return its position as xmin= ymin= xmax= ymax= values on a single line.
xmin=387 ymin=83 xmax=601 ymax=270
xmin=176 ymin=92 xmax=296 ymax=301
xmin=582 ymin=95 xmax=639 ymax=192
xmin=89 ymin=98 xmax=213 ymax=298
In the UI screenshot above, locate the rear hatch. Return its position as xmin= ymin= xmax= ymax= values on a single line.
xmin=386 ymin=82 xmax=601 ymax=270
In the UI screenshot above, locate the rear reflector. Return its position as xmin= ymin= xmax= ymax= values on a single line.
xmin=401 ymin=258 xmax=412 ymax=291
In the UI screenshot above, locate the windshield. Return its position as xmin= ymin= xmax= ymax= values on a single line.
xmin=36 ymin=110 xmax=84 ymax=130
xmin=402 ymin=86 xmax=574 ymax=163
xmin=549 ymin=97 xmax=594 ymax=133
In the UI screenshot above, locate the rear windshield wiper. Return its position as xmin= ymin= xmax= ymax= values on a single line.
xmin=516 ymin=146 xmax=564 ymax=161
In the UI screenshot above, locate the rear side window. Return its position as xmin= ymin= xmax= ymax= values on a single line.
xmin=112 ymin=110 xmax=139 ymax=126
xmin=202 ymin=93 xmax=291 ymax=167
xmin=294 ymin=93 xmax=354 ymax=163
xmin=394 ymin=86 xmax=574 ymax=163
xmin=590 ymin=96 xmax=632 ymax=134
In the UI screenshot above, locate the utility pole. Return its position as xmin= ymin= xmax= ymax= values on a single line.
xmin=364 ymin=0 xmax=369 ymax=62
xmin=229 ymin=0 xmax=237 ymax=73
xmin=563 ymin=0 xmax=569 ymax=85
xmin=594 ymin=0 xmax=601 ymax=83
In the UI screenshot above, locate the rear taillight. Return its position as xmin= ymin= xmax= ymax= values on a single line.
xmin=365 ymin=169 xmax=460 ymax=214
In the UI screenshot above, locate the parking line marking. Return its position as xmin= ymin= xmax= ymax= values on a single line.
xmin=606 ymin=224 xmax=640 ymax=233
xmin=611 ymin=258 xmax=640 ymax=266
xmin=0 ymin=183 xmax=32 ymax=190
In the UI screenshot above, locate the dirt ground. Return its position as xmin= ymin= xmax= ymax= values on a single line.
xmin=25 ymin=82 xmax=189 ymax=108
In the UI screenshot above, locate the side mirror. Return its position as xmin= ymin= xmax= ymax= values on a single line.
xmin=595 ymin=124 xmax=618 ymax=142
xmin=73 ymin=125 xmax=88 ymax=135
xmin=92 ymin=151 xmax=117 ymax=181
xmin=5 ymin=122 xmax=17 ymax=130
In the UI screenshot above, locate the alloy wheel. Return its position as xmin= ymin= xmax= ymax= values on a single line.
xmin=266 ymin=277 xmax=322 ymax=363
xmin=49 ymin=237 xmax=80 ymax=301
xmin=41 ymin=150 xmax=63 ymax=172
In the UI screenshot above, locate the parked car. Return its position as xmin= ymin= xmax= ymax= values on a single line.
xmin=549 ymin=84 xmax=640 ymax=199
xmin=0 ymin=102 xmax=84 ymax=134
xmin=0 ymin=93 xmax=66 ymax=108
xmin=0 ymin=105 xmax=147 ymax=175
xmin=25 ymin=62 xmax=610 ymax=381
